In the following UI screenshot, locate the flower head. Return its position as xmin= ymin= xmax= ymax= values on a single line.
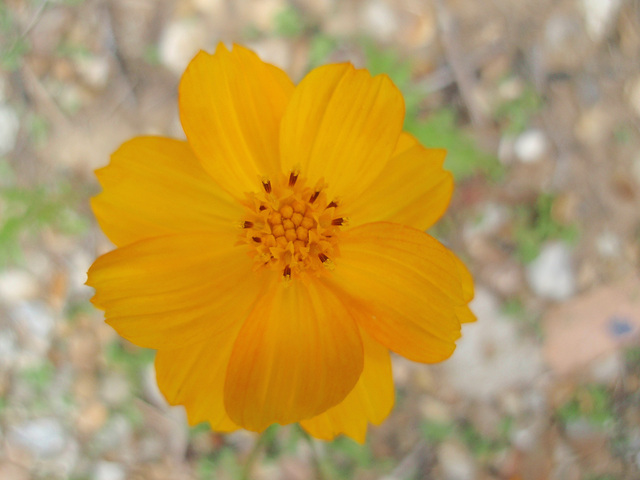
xmin=87 ymin=43 xmax=475 ymax=443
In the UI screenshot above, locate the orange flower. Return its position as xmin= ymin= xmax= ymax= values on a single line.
xmin=87 ymin=43 xmax=475 ymax=443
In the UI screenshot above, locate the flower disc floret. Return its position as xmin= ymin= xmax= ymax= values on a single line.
xmin=240 ymin=173 xmax=346 ymax=279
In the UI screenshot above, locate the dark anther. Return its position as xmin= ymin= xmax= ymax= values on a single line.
xmin=243 ymin=221 xmax=254 ymax=228
xmin=259 ymin=205 xmax=267 ymax=211
xmin=309 ymin=190 xmax=320 ymax=203
xmin=252 ymin=236 xmax=262 ymax=243
xmin=262 ymin=180 xmax=272 ymax=193
xmin=326 ymin=200 xmax=338 ymax=209
xmin=283 ymin=265 xmax=292 ymax=278
xmin=288 ymin=171 xmax=299 ymax=187
xmin=318 ymin=253 xmax=330 ymax=263
xmin=331 ymin=218 xmax=344 ymax=226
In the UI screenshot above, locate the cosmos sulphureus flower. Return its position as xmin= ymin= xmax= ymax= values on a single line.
xmin=87 ymin=43 xmax=475 ymax=443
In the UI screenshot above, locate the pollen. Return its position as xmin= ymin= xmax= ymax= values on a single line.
xmin=240 ymin=173 xmax=344 ymax=279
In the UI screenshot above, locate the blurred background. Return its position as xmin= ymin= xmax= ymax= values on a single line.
xmin=1 ymin=0 xmax=640 ymax=479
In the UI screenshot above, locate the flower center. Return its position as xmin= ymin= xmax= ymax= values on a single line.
xmin=239 ymin=172 xmax=346 ymax=280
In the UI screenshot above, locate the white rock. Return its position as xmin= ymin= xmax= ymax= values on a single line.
xmin=75 ymin=55 xmax=111 ymax=90
xmin=595 ymin=230 xmax=621 ymax=258
xmin=438 ymin=441 xmax=476 ymax=480
xmin=0 ymin=103 xmax=20 ymax=157
xmin=94 ymin=414 xmax=133 ymax=457
xmin=11 ymin=301 xmax=55 ymax=355
xmin=361 ymin=0 xmax=399 ymax=41
xmin=463 ymin=202 xmax=509 ymax=239
xmin=0 ymin=269 xmax=38 ymax=305
xmin=581 ymin=0 xmax=622 ymax=41
xmin=100 ymin=373 xmax=131 ymax=407
xmin=514 ymin=129 xmax=549 ymax=164
xmin=10 ymin=418 xmax=66 ymax=457
xmin=526 ymin=242 xmax=576 ymax=300
xmin=93 ymin=461 xmax=126 ymax=480
xmin=442 ymin=288 xmax=544 ymax=400
xmin=159 ymin=18 xmax=209 ymax=75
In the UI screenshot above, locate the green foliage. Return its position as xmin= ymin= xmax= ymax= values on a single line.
xmin=0 ymin=4 xmax=30 ymax=72
xmin=197 ymin=447 xmax=242 ymax=480
xmin=494 ymin=83 xmax=542 ymax=135
xmin=513 ymin=193 xmax=579 ymax=263
xmin=273 ymin=6 xmax=304 ymax=38
xmin=22 ymin=362 xmax=55 ymax=390
xmin=624 ymin=346 xmax=640 ymax=369
xmin=27 ymin=113 xmax=51 ymax=147
xmin=0 ymin=179 xmax=89 ymax=265
xmin=143 ymin=44 xmax=161 ymax=66
xmin=421 ymin=417 xmax=512 ymax=459
xmin=308 ymin=34 xmax=338 ymax=68
xmin=421 ymin=420 xmax=455 ymax=444
xmin=363 ymin=42 xmax=502 ymax=182
xmin=55 ymin=40 xmax=90 ymax=59
xmin=557 ymin=385 xmax=615 ymax=428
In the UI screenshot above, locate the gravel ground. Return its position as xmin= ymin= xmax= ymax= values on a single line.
xmin=1 ymin=0 xmax=640 ymax=479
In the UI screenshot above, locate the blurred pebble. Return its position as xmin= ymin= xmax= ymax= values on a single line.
xmin=596 ymin=230 xmax=621 ymax=258
xmin=100 ymin=373 xmax=131 ymax=407
xmin=581 ymin=0 xmax=622 ymax=42
xmin=0 ymin=269 xmax=39 ymax=305
xmin=11 ymin=301 xmax=55 ymax=356
xmin=75 ymin=55 xmax=112 ymax=90
xmin=442 ymin=288 xmax=543 ymax=400
xmin=543 ymin=14 xmax=586 ymax=72
xmin=93 ymin=461 xmax=126 ymax=480
xmin=514 ymin=129 xmax=549 ymax=164
xmin=93 ymin=414 xmax=133 ymax=457
xmin=0 ymin=103 xmax=20 ymax=157
xmin=483 ymin=261 xmax=524 ymax=297
xmin=526 ymin=242 xmax=576 ymax=300
xmin=159 ymin=18 xmax=209 ymax=75
xmin=575 ymin=106 xmax=612 ymax=147
xmin=463 ymin=202 xmax=509 ymax=239
xmin=419 ymin=396 xmax=453 ymax=423
xmin=76 ymin=402 xmax=108 ymax=436
xmin=437 ymin=440 xmax=477 ymax=480
xmin=361 ymin=0 xmax=399 ymax=42
xmin=588 ymin=351 xmax=623 ymax=385
xmin=10 ymin=418 xmax=67 ymax=457
xmin=244 ymin=0 xmax=285 ymax=31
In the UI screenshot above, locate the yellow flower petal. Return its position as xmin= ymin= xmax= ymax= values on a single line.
xmin=279 ymin=63 xmax=404 ymax=203
xmin=179 ymin=44 xmax=295 ymax=198
xmin=328 ymin=222 xmax=467 ymax=363
xmin=300 ymin=328 xmax=393 ymax=443
xmin=348 ymin=132 xmax=453 ymax=231
xmin=224 ymin=278 xmax=364 ymax=432
xmin=453 ymin=253 xmax=477 ymax=324
xmin=87 ymin=233 xmax=267 ymax=350
xmin=92 ymin=136 xmax=241 ymax=247
xmin=156 ymin=329 xmax=241 ymax=431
